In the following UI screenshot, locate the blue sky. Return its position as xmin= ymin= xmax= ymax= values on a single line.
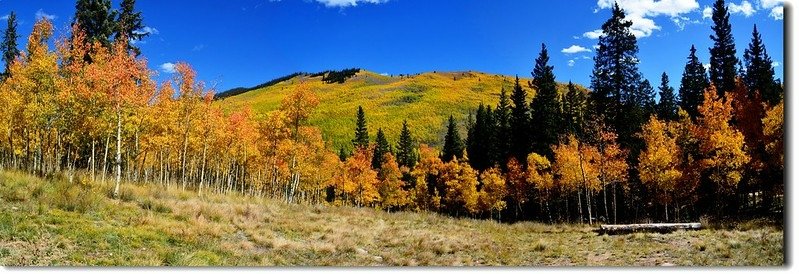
xmin=0 ymin=0 xmax=785 ymax=94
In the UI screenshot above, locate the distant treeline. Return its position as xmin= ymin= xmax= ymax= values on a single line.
xmin=216 ymin=68 xmax=362 ymax=99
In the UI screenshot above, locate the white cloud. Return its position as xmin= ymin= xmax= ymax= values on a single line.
xmin=562 ymin=45 xmax=592 ymax=54
xmin=728 ymin=0 xmax=755 ymax=17
xmin=583 ymin=29 xmax=604 ymax=39
xmin=771 ymin=61 xmax=780 ymax=67
xmin=593 ymin=44 xmax=600 ymax=49
xmin=0 ymin=15 xmax=9 ymax=21
xmin=314 ymin=0 xmax=388 ymax=8
xmin=759 ymin=0 xmax=784 ymax=9
xmin=703 ymin=63 xmax=711 ymax=70
xmin=160 ymin=62 xmax=177 ymax=74
xmin=568 ymin=60 xmax=576 ymax=67
xmin=35 ymin=9 xmax=56 ymax=20
xmin=594 ymin=0 xmax=700 ymax=38
xmin=702 ymin=6 xmax=713 ymax=19
xmin=769 ymin=6 xmax=783 ymax=20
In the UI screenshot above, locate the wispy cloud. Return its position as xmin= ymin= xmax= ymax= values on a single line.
xmin=568 ymin=60 xmax=576 ymax=67
xmin=315 ymin=0 xmax=389 ymax=8
xmin=160 ymin=62 xmax=177 ymax=74
xmin=35 ymin=9 xmax=56 ymax=20
xmin=562 ymin=45 xmax=592 ymax=54
xmin=771 ymin=61 xmax=780 ymax=68
xmin=192 ymin=44 xmax=205 ymax=52
xmin=0 ymin=15 xmax=9 ymax=21
xmin=702 ymin=6 xmax=713 ymax=19
xmin=136 ymin=26 xmax=159 ymax=35
xmin=769 ymin=6 xmax=783 ymax=20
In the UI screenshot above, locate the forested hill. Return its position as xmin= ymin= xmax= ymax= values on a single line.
xmin=216 ymin=69 xmax=587 ymax=150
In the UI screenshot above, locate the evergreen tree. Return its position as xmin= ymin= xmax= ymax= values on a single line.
xmin=529 ymin=43 xmax=561 ymax=159
xmin=466 ymin=103 xmax=496 ymax=171
xmin=744 ymin=24 xmax=782 ymax=105
xmin=563 ymin=81 xmax=587 ymax=137
xmin=590 ymin=3 xmax=647 ymax=156
xmin=509 ymin=76 xmax=530 ymax=164
xmin=396 ymin=120 xmax=418 ymax=169
xmin=679 ymin=45 xmax=710 ymax=118
xmin=494 ymin=87 xmax=512 ymax=166
xmin=338 ymin=147 xmax=348 ymax=161
xmin=114 ymin=0 xmax=147 ymax=56
xmin=442 ymin=115 xmax=464 ymax=162
xmin=372 ymin=128 xmax=392 ymax=170
xmin=73 ymin=0 xmax=117 ymax=48
xmin=1 ymin=11 xmax=19 ymax=78
xmin=656 ymin=72 xmax=678 ymax=121
xmin=709 ymin=0 xmax=738 ymax=95
xmin=352 ymin=106 xmax=369 ymax=149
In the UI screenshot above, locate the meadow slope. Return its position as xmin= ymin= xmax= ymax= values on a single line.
xmin=0 ymin=171 xmax=784 ymax=266
xmin=217 ymin=70 xmax=582 ymax=150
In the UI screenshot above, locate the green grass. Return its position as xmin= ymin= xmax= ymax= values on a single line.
xmin=0 ymin=170 xmax=784 ymax=266
xmin=217 ymin=70 xmax=585 ymax=150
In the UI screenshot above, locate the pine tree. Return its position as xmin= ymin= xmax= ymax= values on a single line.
xmin=114 ymin=0 xmax=146 ymax=56
xmin=509 ymin=76 xmax=530 ymax=164
xmin=744 ymin=24 xmax=781 ymax=105
xmin=529 ymin=43 xmax=561 ymax=159
xmin=73 ymin=0 xmax=117 ymax=48
xmin=679 ymin=45 xmax=710 ymax=118
xmin=709 ymin=0 xmax=738 ymax=95
xmin=372 ymin=128 xmax=392 ymax=170
xmin=1 ymin=11 xmax=19 ymax=78
xmin=338 ymin=147 xmax=348 ymax=161
xmin=442 ymin=115 xmax=463 ymax=162
xmin=656 ymin=72 xmax=678 ymax=121
xmin=396 ymin=120 xmax=417 ymax=169
xmin=352 ymin=106 xmax=369 ymax=149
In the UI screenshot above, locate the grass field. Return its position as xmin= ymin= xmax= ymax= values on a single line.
xmin=217 ymin=70 xmax=582 ymax=150
xmin=0 ymin=170 xmax=783 ymax=266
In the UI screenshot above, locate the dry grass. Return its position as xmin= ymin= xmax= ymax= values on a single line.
xmin=0 ymin=170 xmax=784 ymax=266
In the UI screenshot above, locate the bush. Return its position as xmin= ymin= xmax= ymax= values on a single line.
xmin=49 ymin=178 xmax=103 ymax=213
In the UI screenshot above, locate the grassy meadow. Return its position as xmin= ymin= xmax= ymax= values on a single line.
xmin=0 ymin=170 xmax=783 ymax=266
xmin=218 ymin=70 xmax=581 ymax=149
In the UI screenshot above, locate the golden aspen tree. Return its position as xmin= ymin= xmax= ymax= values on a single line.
xmin=439 ymin=158 xmax=479 ymax=215
xmin=638 ymin=116 xmax=682 ymax=221
xmin=696 ymin=85 xmax=749 ymax=195
xmin=333 ymin=147 xmax=379 ymax=207
xmin=526 ymin=152 xmax=553 ymax=222
xmin=595 ymin=129 xmax=628 ymax=223
xmin=478 ymin=167 xmax=507 ymax=220
xmin=279 ymin=82 xmax=320 ymax=203
xmin=762 ymin=100 xmax=783 ymax=170
xmin=377 ymin=153 xmax=410 ymax=210
xmin=410 ymin=144 xmax=443 ymax=211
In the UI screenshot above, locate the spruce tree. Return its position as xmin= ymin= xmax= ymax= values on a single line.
xmin=466 ymin=104 xmax=496 ymax=171
xmin=563 ymin=81 xmax=587 ymax=137
xmin=1 ymin=11 xmax=18 ymax=78
xmin=656 ymin=72 xmax=678 ymax=121
xmin=442 ymin=115 xmax=464 ymax=162
xmin=352 ymin=106 xmax=369 ymax=149
xmin=494 ymin=87 xmax=511 ymax=166
xmin=744 ymin=24 xmax=781 ymax=105
xmin=529 ymin=43 xmax=561 ymax=159
xmin=396 ymin=120 xmax=417 ymax=169
xmin=679 ymin=45 xmax=710 ymax=118
xmin=709 ymin=0 xmax=738 ymax=95
xmin=73 ymin=0 xmax=117 ymax=48
xmin=372 ymin=128 xmax=392 ymax=170
xmin=338 ymin=147 xmax=348 ymax=161
xmin=590 ymin=3 xmax=647 ymax=154
xmin=115 ymin=0 xmax=146 ymax=56
xmin=509 ymin=76 xmax=530 ymax=164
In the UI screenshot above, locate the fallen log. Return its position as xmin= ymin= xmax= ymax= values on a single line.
xmin=597 ymin=223 xmax=702 ymax=235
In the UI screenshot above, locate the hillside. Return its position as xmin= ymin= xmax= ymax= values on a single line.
xmin=0 ymin=170 xmax=783 ymax=266
xmin=216 ymin=70 xmax=584 ymax=150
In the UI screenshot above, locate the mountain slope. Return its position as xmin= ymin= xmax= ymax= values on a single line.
xmin=217 ymin=70 xmax=582 ymax=150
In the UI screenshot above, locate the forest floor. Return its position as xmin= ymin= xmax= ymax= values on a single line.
xmin=0 ymin=170 xmax=784 ymax=266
